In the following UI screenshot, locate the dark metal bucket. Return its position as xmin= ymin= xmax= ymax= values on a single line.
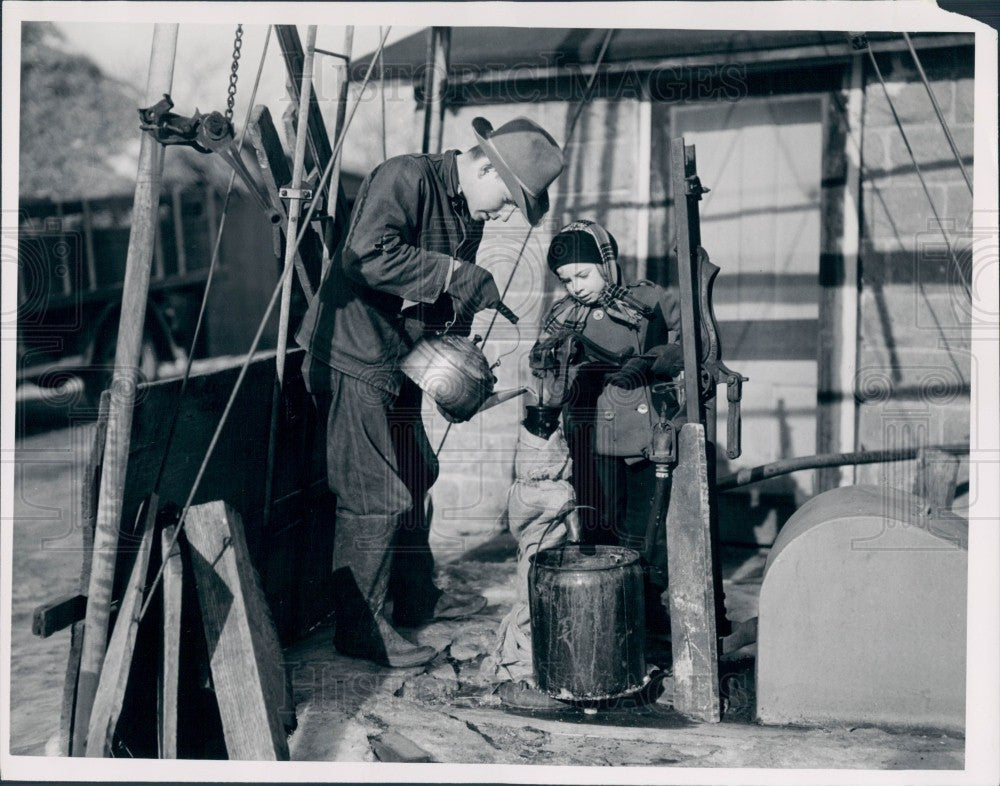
xmin=528 ymin=544 xmax=646 ymax=701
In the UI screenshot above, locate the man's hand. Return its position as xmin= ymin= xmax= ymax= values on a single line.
xmin=447 ymin=263 xmax=501 ymax=318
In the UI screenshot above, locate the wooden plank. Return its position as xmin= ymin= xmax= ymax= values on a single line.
xmin=664 ymin=424 xmax=720 ymax=722
xmin=185 ymin=500 xmax=291 ymax=760
xmin=171 ymin=186 xmax=187 ymax=276
xmin=63 ymin=398 xmax=108 ymax=755
xmin=85 ymin=492 xmax=158 ymax=756
xmin=370 ymin=731 xmax=434 ymax=763
xmin=158 ymin=524 xmax=183 ymax=758
xmin=81 ymin=198 xmax=98 ymax=291
xmin=75 ymin=25 xmax=178 ymax=753
xmin=33 ymin=594 xmax=87 ymax=638
xmin=153 ymin=203 xmax=166 ymax=280
xmin=420 ymin=27 xmax=451 ymax=154
xmin=670 ymin=138 xmax=705 ymax=426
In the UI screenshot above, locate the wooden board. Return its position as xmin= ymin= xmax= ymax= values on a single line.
xmin=664 ymin=424 xmax=720 ymax=722
xmin=63 ymin=398 xmax=108 ymax=756
xmin=158 ymin=525 xmax=183 ymax=758
xmin=33 ymin=594 xmax=87 ymax=638
xmin=85 ymin=493 xmax=158 ymax=756
xmin=185 ymin=500 xmax=291 ymax=760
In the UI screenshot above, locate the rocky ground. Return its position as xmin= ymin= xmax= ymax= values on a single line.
xmin=283 ymin=544 xmax=963 ymax=768
xmin=8 ymin=397 xmax=965 ymax=769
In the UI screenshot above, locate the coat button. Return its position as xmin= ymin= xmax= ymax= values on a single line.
xmin=637 ymin=403 xmax=649 ymax=414
xmin=593 ymin=309 xmax=605 ymax=320
xmin=603 ymin=410 xmax=614 ymax=420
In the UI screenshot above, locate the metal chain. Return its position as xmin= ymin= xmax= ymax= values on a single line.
xmin=225 ymin=24 xmax=244 ymax=122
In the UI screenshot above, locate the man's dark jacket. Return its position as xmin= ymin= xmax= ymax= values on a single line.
xmin=296 ymin=150 xmax=484 ymax=393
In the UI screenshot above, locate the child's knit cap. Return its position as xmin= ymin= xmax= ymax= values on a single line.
xmin=547 ymin=224 xmax=619 ymax=273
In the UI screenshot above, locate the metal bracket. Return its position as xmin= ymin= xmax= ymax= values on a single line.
xmin=685 ymin=174 xmax=710 ymax=199
xmin=278 ymin=186 xmax=314 ymax=201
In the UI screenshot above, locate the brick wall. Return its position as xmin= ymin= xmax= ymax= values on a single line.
xmin=854 ymin=46 xmax=973 ymax=491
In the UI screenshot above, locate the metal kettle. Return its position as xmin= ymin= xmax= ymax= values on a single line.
xmin=400 ymin=334 xmax=527 ymax=422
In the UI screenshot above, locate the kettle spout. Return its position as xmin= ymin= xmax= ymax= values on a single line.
xmin=476 ymin=387 xmax=530 ymax=413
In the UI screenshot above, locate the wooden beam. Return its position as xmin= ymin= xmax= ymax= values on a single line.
xmin=33 ymin=594 xmax=87 ymax=638
xmin=329 ymin=27 xmax=355 ymax=254
xmin=171 ymin=186 xmax=187 ymax=276
xmin=81 ymin=198 xmax=98 ymax=291
xmin=85 ymin=493 xmax=158 ymax=756
xmin=670 ymin=138 xmax=705 ymax=427
xmin=63 ymin=397 xmax=108 ymax=755
xmin=185 ymin=500 xmax=291 ymax=760
xmin=74 ymin=24 xmax=178 ymax=754
xmin=816 ymin=56 xmax=862 ymax=493
xmin=158 ymin=524 xmax=183 ymax=758
xmin=421 ymin=27 xmax=451 ymax=154
xmin=664 ymin=424 xmax=720 ymax=722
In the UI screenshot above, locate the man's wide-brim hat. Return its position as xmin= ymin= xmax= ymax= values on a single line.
xmin=472 ymin=116 xmax=565 ymax=227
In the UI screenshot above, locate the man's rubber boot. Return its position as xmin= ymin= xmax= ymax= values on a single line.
xmin=332 ymin=512 xmax=437 ymax=668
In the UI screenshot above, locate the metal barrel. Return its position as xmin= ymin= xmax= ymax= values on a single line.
xmin=528 ymin=544 xmax=646 ymax=701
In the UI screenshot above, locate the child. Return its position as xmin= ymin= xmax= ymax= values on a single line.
xmin=530 ymin=219 xmax=685 ymax=633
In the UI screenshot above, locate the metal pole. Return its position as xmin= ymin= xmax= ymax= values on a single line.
xmin=276 ymin=25 xmax=317 ymax=386
xmin=73 ymin=22 xmax=178 ymax=755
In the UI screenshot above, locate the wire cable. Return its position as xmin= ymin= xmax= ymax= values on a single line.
xmin=865 ymin=45 xmax=972 ymax=300
xmin=902 ymin=32 xmax=973 ymax=195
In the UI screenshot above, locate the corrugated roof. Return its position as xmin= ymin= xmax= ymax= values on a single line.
xmin=353 ymin=28 xmax=958 ymax=80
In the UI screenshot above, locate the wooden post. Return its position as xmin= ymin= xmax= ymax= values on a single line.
xmin=63 ymin=399 xmax=108 ymax=755
xmin=171 ymin=185 xmax=187 ymax=276
xmin=665 ymin=137 xmax=721 ymax=722
xmin=420 ymin=27 xmax=451 ymax=154
xmin=276 ymin=25 xmax=317 ymax=387
xmin=153 ymin=202 xmax=166 ymax=280
xmin=329 ymin=26 xmax=354 ymax=248
xmin=670 ymin=138 xmax=705 ymax=427
xmin=185 ymin=501 xmax=291 ymax=760
xmin=81 ymin=198 xmax=98 ymax=291
xmin=664 ymin=424 xmax=721 ymax=722
xmin=73 ymin=23 xmax=178 ymax=754
xmin=85 ymin=494 xmax=158 ymax=756
xmin=158 ymin=524 xmax=183 ymax=758
xmin=816 ymin=56 xmax=863 ymax=492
